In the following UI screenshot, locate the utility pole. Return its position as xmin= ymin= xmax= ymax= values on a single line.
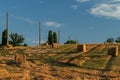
xmin=58 ymin=29 xmax=60 ymax=44
xmin=69 ymin=36 xmax=71 ymax=41
xmin=6 ymin=12 xmax=9 ymax=46
xmin=39 ymin=21 xmax=41 ymax=46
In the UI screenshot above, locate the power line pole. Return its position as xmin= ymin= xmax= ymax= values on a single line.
xmin=6 ymin=12 xmax=9 ymax=46
xmin=58 ymin=29 xmax=60 ymax=44
xmin=69 ymin=36 xmax=71 ymax=41
xmin=39 ymin=21 xmax=41 ymax=46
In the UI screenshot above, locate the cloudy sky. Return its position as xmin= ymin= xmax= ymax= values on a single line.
xmin=0 ymin=0 xmax=120 ymax=45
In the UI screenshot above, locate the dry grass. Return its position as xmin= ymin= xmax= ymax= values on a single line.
xmin=0 ymin=44 xmax=120 ymax=79
xmin=110 ymin=55 xmax=120 ymax=69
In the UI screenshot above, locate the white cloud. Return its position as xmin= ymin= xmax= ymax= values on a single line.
xmin=76 ymin=0 xmax=90 ymax=3
xmin=72 ymin=5 xmax=79 ymax=9
xmin=71 ymin=0 xmax=90 ymax=10
xmin=24 ymin=18 xmax=35 ymax=24
xmin=32 ymin=40 xmax=45 ymax=44
xmin=33 ymin=41 xmax=39 ymax=44
xmin=11 ymin=15 xmax=36 ymax=24
xmin=44 ymin=21 xmax=62 ymax=28
xmin=90 ymin=0 xmax=120 ymax=20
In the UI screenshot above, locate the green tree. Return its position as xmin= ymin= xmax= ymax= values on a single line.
xmin=2 ymin=29 xmax=7 ymax=46
xmin=106 ymin=38 xmax=114 ymax=43
xmin=9 ymin=33 xmax=25 ymax=46
xmin=64 ymin=40 xmax=78 ymax=44
xmin=115 ymin=37 xmax=120 ymax=43
xmin=23 ymin=43 xmax=28 ymax=46
xmin=48 ymin=30 xmax=54 ymax=45
xmin=53 ymin=32 xmax=57 ymax=43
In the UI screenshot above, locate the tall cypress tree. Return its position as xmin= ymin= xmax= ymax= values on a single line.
xmin=48 ymin=30 xmax=54 ymax=45
xmin=53 ymin=32 xmax=57 ymax=43
xmin=2 ymin=29 xmax=7 ymax=46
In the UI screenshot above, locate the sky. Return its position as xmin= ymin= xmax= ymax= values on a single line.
xmin=1 ymin=0 xmax=120 ymax=46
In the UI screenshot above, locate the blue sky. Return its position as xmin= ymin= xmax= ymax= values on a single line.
xmin=0 ymin=0 xmax=120 ymax=46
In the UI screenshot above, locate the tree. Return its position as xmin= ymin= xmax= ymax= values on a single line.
xmin=115 ymin=37 xmax=120 ymax=43
xmin=2 ymin=29 xmax=7 ymax=46
xmin=23 ymin=43 xmax=28 ymax=46
xmin=48 ymin=30 xmax=58 ymax=45
xmin=64 ymin=40 xmax=78 ymax=44
xmin=53 ymin=32 xmax=57 ymax=43
xmin=106 ymin=38 xmax=114 ymax=43
xmin=48 ymin=30 xmax=54 ymax=45
xmin=9 ymin=33 xmax=25 ymax=46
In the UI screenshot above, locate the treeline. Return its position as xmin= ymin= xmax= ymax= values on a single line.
xmin=47 ymin=30 xmax=79 ymax=45
xmin=64 ymin=40 xmax=78 ymax=44
xmin=0 ymin=29 xmax=27 ymax=47
xmin=105 ymin=37 xmax=120 ymax=43
xmin=3 ymin=29 xmax=120 ymax=47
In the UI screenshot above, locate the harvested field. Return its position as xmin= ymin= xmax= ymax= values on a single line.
xmin=0 ymin=44 xmax=120 ymax=79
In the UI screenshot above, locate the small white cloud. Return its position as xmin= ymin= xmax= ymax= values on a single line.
xmin=32 ymin=40 xmax=45 ymax=44
xmin=44 ymin=21 xmax=62 ymax=28
xmin=33 ymin=41 xmax=39 ymax=44
xmin=11 ymin=15 xmax=35 ymax=24
xmin=90 ymin=0 xmax=120 ymax=20
xmin=76 ymin=0 xmax=90 ymax=3
xmin=25 ymin=18 xmax=35 ymax=24
xmin=72 ymin=0 xmax=90 ymax=10
xmin=72 ymin=5 xmax=79 ymax=9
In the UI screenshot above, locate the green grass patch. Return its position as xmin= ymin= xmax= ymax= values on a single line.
xmin=100 ymin=48 xmax=108 ymax=55
xmin=89 ymin=53 xmax=99 ymax=58
xmin=0 ymin=50 xmax=7 ymax=56
xmin=83 ymin=59 xmax=107 ymax=69
xmin=55 ymin=44 xmax=77 ymax=54
xmin=30 ymin=59 xmax=43 ymax=65
xmin=110 ymin=56 xmax=120 ymax=69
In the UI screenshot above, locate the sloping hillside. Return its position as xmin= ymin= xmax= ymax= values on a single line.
xmin=0 ymin=44 xmax=120 ymax=79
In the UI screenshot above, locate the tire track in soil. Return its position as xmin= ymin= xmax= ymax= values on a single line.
xmin=99 ymin=56 xmax=117 ymax=79
xmin=68 ymin=44 xmax=102 ymax=63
